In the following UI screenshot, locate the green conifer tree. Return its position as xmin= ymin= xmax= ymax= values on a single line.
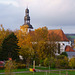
xmin=1 ymin=32 xmax=19 ymax=60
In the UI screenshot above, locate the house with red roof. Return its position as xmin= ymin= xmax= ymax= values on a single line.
xmin=48 ymin=29 xmax=75 ymax=58
xmin=48 ymin=29 xmax=71 ymax=55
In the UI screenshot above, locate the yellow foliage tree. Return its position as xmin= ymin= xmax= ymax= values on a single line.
xmin=16 ymin=30 xmax=32 ymax=47
xmin=0 ymin=25 xmax=12 ymax=51
xmin=32 ymin=27 xmax=58 ymax=65
xmin=15 ymin=30 xmax=34 ymax=67
xmin=32 ymin=26 xmax=48 ymax=42
xmin=69 ymin=57 xmax=75 ymax=69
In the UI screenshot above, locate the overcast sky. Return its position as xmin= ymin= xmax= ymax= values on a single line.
xmin=0 ymin=0 xmax=75 ymax=33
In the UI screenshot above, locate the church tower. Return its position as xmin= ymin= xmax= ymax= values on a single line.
xmin=20 ymin=8 xmax=33 ymax=34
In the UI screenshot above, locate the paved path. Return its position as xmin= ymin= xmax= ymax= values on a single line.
xmin=36 ymin=69 xmax=75 ymax=72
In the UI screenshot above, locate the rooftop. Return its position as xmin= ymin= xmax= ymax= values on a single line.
xmin=65 ymin=46 xmax=75 ymax=52
xmin=48 ymin=29 xmax=69 ymax=41
xmin=30 ymin=29 xmax=69 ymax=41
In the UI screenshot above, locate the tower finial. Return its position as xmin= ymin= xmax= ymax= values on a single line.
xmin=27 ymin=5 xmax=28 ymax=9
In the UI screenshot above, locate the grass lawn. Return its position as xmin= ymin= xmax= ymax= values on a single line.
xmin=0 ymin=68 xmax=29 ymax=73
xmin=50 ymin=70 xmax=75 ymax=75
xmin=64 ymin=70 xmax=75 ymax=75
xmin=9 ymin=71 xmax=75 ymax=75
xmin=0 ymin=65 xmax=57 ymax=73
xmin=15 ymin=71 xmax=75 ymax=75
xmin=0 ymin=69 xmax=4 ymax=73
xmin=0 ymin=66 xmax=75 ymax=75
xmin=0 ymin=70 xmax=75 ymax=75
xmin=13 ymin=68 xmax=29 ymax=72
xmin=3 ymin=72 xmax=62 ymax=75
xmin=30 ymin=66 xmax=56 ymax=70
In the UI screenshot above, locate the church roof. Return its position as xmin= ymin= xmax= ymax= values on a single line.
xmin=22 ymin=24 xmax=33 ymax=29
xmin=30 ymin=29 xmax=69 ymax=42
xmin=25 ymin=8 xmax=29 ymax=13
xmin=48 ymin=29 xmax=69 ymax=41
xmin=65 ymin=46 xmax=75 ymax=52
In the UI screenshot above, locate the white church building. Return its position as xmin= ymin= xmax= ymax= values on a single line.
xmin=20 ymin=8 xmax=74 ymax=58
xmin=48 ymin=29 xmax=71 ymax=55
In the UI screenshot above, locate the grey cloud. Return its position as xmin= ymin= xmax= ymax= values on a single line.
xmin=0 ymin=3 xmax=24 ymax=30
xmin=0 ymin=0 xmax=75 ymax=33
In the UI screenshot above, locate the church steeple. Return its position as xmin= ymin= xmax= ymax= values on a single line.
xmin=20 ymin=8 xmax=33 ymax=34
xmin=23 ymin=8 xmax=33 ymax=29
xmin=24 ymin=8 xmax=30 ymax=24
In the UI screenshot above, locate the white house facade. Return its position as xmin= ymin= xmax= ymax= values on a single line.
xmin=48 ymin=29 xmax=72 ymax=55
xmin=56 ymin=41 xmax=71 ymax=55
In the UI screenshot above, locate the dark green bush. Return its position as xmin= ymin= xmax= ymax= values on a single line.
xmin=61 ymin=52 xmax=68 ymax=57
xmin=55 ymin=56 xmax=69 ymax=69
xmin=17 ymin=63 xmax=26 ymax=69
xmin=0 ymin=66 xmax=5 ymax=69
xmin=56 ymin=55 xmax=65 ymax=59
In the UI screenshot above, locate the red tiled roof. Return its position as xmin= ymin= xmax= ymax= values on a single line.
xmin=30 ymin=29 xmax=69 ymax=41
xmin=48 ymin=29 xmax=69 ymax=41
xmin=65 ymin=46 xmax=75 ymax=52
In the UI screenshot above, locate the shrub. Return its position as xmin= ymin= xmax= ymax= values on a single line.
xmin=39 ymin=60 xmax=44 ymax=66
xmin=56 ymin=55 xmax=65 ymax=59
xmin=17 ymin=63 xmax=26 ymax=69
xmin=56 ymin=56 xmax=69 ymax=69
xmin=69 ymin=57 xmax=75 ymax=69
xmin=55 ymin=59 xmax=66 ymax=68
xmin=5 ymin=59 xmax=16 ymax=75
xmin=50 ymin=57 xmax=56 ymax=68
xmin=0 ymin=66 xmax=5 ymax=69
xmin=43 ymin=57 xmax=56 ymax=68
xmin=61 ymin=52 xmax=68 ymax=57
xmin=44 ymin=58 xmax=49 ymax=66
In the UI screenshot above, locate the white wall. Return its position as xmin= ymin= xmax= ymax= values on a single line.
xmin=56 ymin=41 xmax=71 ymax=55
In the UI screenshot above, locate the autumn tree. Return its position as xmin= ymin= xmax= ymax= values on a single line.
xmin=69 ymin=57 xmax=75 ymax=69
xmin=15 ymin=27 xmax=60 ymax=66
xmin=0 ymin=25 xmax=12 ymax=59
xmin=0 ymin=25 xmax=11 ymax=46
xmin=0 ymin=32 xmax=19 ymax=60
xmin=31 ymin=27 xmax=48 ymax=42
xmin=56 ymin=56 xmax=69 ymax=68
xmin=31 ymin=27 xmax=59 ymax=65
xmin=48 ymin=32 xmax=61 ymax=55
xmin=15 ymin=30 xmax=34 ymax=66
xmin=31 ymin=27 xmax=48 ymax=64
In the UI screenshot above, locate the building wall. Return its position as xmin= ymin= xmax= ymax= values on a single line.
xmin=56 ymin=41 xmax=71 ymax=55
